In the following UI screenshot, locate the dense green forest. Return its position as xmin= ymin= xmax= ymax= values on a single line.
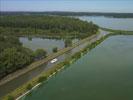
xmin=0 ymin=36 xmax=32 ymax=78
xmin=0 ymin=15 xmax=98 ymax=38
xmin=0 ymin=36 xmax=47 ymax=79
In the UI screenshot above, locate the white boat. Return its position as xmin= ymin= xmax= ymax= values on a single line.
xmin=50 ymin=58 xmax=58 ymax=63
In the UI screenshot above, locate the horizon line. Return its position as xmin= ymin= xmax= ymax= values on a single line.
xmin=1 ymin=11 xmax=133 ymax=14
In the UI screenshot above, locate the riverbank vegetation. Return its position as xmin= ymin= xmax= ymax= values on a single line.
xmin=52 ymin=47 xmax=58 ymax=53
xmin=33 ymin=49 xmax=47 ymax=60
xmin=0 ymin=15 xmax=99 ymax=38
xmin=101 ymin=27 xmax=133 ymax=35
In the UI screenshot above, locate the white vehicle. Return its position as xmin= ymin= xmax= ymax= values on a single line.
xmin=50 ymin=58 xmax=58 ymax=63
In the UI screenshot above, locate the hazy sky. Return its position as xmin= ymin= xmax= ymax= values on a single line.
xmin=0 ymin=0 xmax=133 ymax=13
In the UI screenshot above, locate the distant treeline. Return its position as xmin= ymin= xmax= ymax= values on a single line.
xmin=0 ymin=15 xmax=98 ymax=38
xmin=1 ymin=11 xmax=133 ymax=18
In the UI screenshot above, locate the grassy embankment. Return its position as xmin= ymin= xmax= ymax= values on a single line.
xmin=101 ymin=27 xmax=133 ymax=35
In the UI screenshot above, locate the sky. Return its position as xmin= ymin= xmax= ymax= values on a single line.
xmin=0 ymin=0 xmax=133 ymax=13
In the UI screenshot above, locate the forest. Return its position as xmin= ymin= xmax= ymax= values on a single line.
xmin=0 ymin=35 xmax=47 ymax=78
xmin=0 ymin=15 xmax=98 ymax=38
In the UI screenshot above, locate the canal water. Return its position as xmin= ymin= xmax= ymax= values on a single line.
xmin=22 ymin=35 xmax=133 ymax=100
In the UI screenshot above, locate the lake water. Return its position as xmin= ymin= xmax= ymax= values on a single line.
xmin=22 ymin=35 xmax=133 ymax=100
xmin=19 ymin=37 xmax=78 ymax=54
xmin=76 ymin=16 xmax=133 ymax=31
xmin=19 ymin=29 xmax=108 ymax=54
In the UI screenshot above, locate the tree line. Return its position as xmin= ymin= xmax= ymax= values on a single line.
xmin=1 ymin=12 xmax=133 ymax=18
xmin=0 ymin=15 xmax=99 ymax=38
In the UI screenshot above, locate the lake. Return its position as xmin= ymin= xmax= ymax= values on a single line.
xmin=22 ymin=35 xmax=133 ymax=100
xmin=76 ymin=16 xmax=133 ymax=31
xmin=19 ymin=29 xmax=108 ymax=54
xmin=20 ymin=37 xmax=78 ymax=54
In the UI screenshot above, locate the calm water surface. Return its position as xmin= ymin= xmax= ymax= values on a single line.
xmin=22 ymin=35 xmax=133 ymax=100
xmin=19 ymin=38 xmax=78 ymax=54
xmin=77 ymin=16 xmax=133 ymax=31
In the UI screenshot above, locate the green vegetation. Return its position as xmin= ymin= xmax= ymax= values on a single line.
xmin=65 ymin=39 xmax=72 ymax=47
xmin=0 ymin=15 xmax=99 ymax=38
xmin=52 ymin=47 xmax=58 ymax=53
xmin=101 ymin=27 xmax=133 ymax=35
xmin=0 ymin=36 xmax=33 ymax=79
xmin=34 ymin=49 xmax=47 ymax=60
xmin=38 ymin=76 xmax=47 ymax=83
xmin=26 ymin=84 xmax=33 ymax=90
xmin=7 ymin=95 xmax=14 ymax=100
xmin=71 ymin=52 xmax=81 ymax=60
